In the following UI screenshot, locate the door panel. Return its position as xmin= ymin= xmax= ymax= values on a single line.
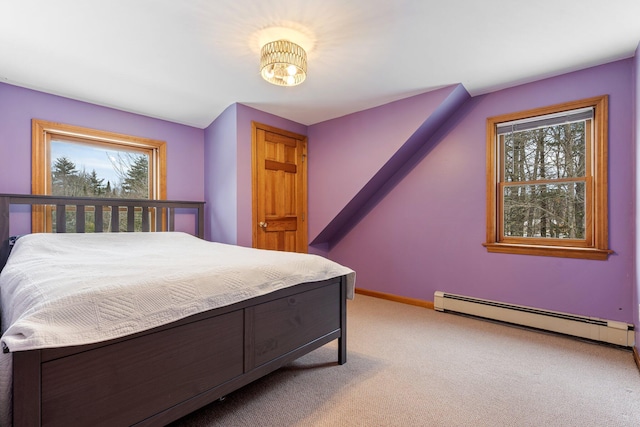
xmin=252 ymin=123 xmax=307 ymax=253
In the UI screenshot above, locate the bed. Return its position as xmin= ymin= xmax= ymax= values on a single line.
xmin=0 ymin=194 xmax=354 ymax=426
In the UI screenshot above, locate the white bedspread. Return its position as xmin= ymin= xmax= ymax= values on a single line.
xmin=0 ymin=232 xmax=355 ymax=425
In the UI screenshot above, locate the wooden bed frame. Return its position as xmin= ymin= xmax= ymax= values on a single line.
xmin=0 ymin=194 xmax=348 ymax=426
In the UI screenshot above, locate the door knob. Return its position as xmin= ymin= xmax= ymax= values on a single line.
xmin=259 ymin=221 xmax=268 ymax=229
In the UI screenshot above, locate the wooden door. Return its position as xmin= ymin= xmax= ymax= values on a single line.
xmin=252 ymin=122 xmax=308 ymax=253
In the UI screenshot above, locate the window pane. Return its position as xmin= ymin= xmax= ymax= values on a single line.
xmin=503 ymin=121 xmax=586 ymax=182
xmin=51 ymin=140 xmax=150 ymax=199
xmin=503 ymin=182 xmax=585 ymax=239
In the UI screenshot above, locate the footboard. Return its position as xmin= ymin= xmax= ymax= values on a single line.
xmin=12 ymin=276 xmax=348 ymax=426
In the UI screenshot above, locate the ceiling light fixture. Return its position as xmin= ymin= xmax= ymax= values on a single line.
xmin=260 ymin=40 xmax=307 ymax=87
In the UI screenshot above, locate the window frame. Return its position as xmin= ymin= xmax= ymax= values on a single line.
xmin=32 ymin=119 xmax=167 ymax=232
xmin=483 ymin=95 xmax=611 ymax=260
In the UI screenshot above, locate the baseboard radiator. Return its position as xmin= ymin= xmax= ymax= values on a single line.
xmin=434 ymin=291 xmax=634 ymax=347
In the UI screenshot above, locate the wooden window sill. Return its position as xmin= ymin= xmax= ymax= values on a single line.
xmin=482 ymin=242 xmax=613 ymax=260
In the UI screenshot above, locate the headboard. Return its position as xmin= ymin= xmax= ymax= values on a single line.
xmin=0 ymin=193 xmax=205 ymax=271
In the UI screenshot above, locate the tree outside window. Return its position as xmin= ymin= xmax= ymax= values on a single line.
xmin=50 ymin=146 xmax=150 ymax=199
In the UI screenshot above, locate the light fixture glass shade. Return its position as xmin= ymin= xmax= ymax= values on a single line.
xmin=260 ymin=40 xmax=307 ymax=86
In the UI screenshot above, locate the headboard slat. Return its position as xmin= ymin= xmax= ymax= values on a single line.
xmin=141 ymin=207 xmax=150 ymax=232
xmin=76 ymin=205 xmax=86 ymax=233
xmin=156 ymin=207 xmax=163 ymax=232
xmin=0 ymin=196 xmax=9 ymax=245
xmin=95 ymin=206 xmax=104 ymax=232
xmin=110 ymin=205 xmax=120 ymax=232
xmin=127 ymin=206 xmax=135 ymax=232
xmin=0 ymin=196 xmax=10 ymax=269
xmin=56 ymin=205 xmax=66 ymax=233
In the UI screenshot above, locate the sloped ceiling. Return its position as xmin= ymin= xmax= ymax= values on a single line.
xmin=0 ymin=0 xmax=639 ymax=128
xmin=310 ymin=84 xmax=470 ymax=246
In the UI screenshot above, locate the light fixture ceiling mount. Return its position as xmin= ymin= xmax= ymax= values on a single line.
xmin=260 ymin=39 xmax=307 ymax=87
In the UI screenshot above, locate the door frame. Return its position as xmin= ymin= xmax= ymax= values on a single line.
xmin=251 ymin=121 xmax=308 ymax=252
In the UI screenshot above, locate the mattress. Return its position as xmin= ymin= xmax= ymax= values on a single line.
xmin=0 ymin=232 xmax=355 ymax=425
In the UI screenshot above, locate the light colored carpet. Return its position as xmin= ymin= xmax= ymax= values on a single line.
xmin=170 ymin=295 xmax=640 ymax=426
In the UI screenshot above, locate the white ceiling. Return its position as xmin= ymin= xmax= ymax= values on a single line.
xmin=1 ymin=0 xmax=639 ymax=128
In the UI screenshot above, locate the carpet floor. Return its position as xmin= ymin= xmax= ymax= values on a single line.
xmin=170 ymin=294 xmax=640 ymax=426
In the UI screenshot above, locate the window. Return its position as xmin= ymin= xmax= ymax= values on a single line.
xmin=32 ymin=119 xmax=166 ymax=232
xmin=484 ymin=96 xmax=611 ymax=260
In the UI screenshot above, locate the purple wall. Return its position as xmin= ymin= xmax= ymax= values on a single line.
xmin=204 ymin=104 xmax=238 ymax=243
xmin=0 ymin=82 xmax=205 ymax=234
xmin=313 ymin=59 xmax=636 ymax=324
xmin=307 ymin=86 xmax=464 ymax=243
xmin=310 ymin=85 xmax=470 ymax=247
xmin=634 ymin=42 xmax=640 ymax=350
xmin=203 ymin=103 xmax=306 ymax=247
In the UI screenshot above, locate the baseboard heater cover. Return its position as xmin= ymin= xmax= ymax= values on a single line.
xmin=434 ymin=291 xmax=634 ymax=347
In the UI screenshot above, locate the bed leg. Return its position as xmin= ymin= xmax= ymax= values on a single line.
xmin=338 ymin=276 xmax=347 ymax=365
xmin=338 ymin=335 xmax=346 ymax=365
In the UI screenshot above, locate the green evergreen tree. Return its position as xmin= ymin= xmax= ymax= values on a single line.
xmin=88 ymin=169 xmax=105 ymax=196
xmin=51 ymin=156 xmax=79 ymax=196
xmin=121 ymin=155 xmax=149 ymax=199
